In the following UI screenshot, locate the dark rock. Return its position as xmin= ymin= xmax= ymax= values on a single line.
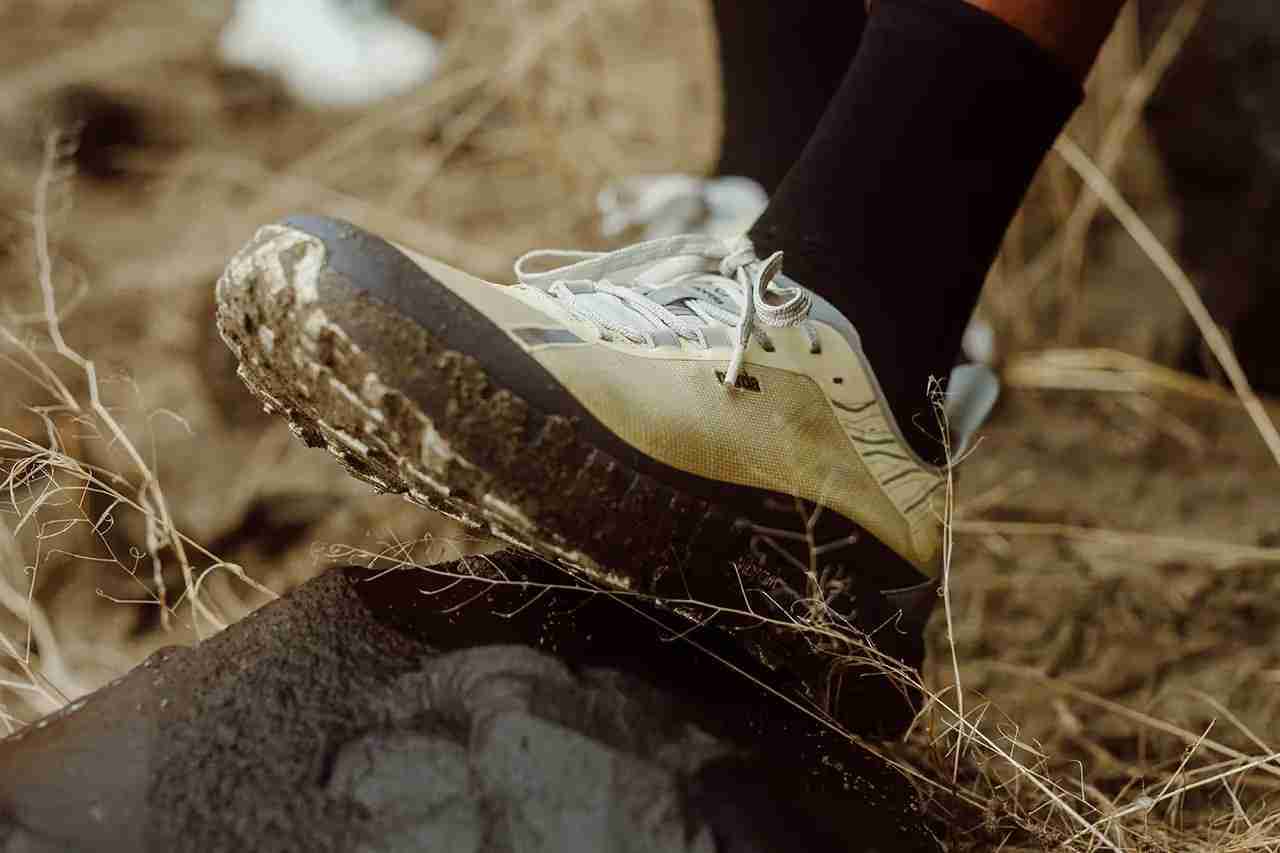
xmin=0 ymin=553 xmax=936 ymax=853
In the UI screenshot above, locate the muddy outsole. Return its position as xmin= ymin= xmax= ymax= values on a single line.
xmin=215 ymin=226 xmax=753 ymax=581
xmin=215 ymin=224 xmax=921 ymax=733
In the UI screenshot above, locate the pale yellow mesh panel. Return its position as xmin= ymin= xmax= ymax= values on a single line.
xmin=534 ymin=349 xmax=939 ymax=572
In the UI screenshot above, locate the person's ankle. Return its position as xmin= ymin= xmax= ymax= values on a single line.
xmin=748 ymin=221 xmax=954 ymax=463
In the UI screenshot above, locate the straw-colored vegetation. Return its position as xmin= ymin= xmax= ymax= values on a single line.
xmin=2 ymin=1 xmax=1279 ymax=850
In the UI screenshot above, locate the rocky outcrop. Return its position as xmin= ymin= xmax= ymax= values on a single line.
xmin=0 ymin=554 xmax=936 ymax=853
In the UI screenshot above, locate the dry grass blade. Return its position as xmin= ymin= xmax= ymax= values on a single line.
xmin=1054 ymin=135 xmax=1280 ymax=469
xmin=27 ymin=132 xmax=220 ymax=634
xmin=1055 ymin=0 xmax=1208 ymax=292
xmin=1077 ymin=750 xmax=1280 ymax=843
xmin=989 ymin=662 xmax=1280 ymax=786
xmin=928 ymin=378 xmax=966 ymax=784
xmin=1 ymin=130 xmax=279 ymax=715
xmin=1003 ymin=347 xmax=1243 ymax=405
xmin=0 ymin=632 xmax=63 ymax=726
xmin=386 ymin=0 xmax=596 ymax=209
xmin=1013 ymin=0 xmax=1208 ymax=296
xmin=952 ymin=520 xmax=1280 ymax=570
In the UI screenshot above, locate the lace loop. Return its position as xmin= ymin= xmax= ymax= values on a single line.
xmin=513 ymin=234 xmax=814 ymax=389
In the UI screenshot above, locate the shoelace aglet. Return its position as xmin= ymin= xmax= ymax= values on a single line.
xmin=722 ymin=349 xmax=746 ymax=388
xmin=722 ymin=250 xmax=784 ymax=389
xmin=727 ymin=266 xmax=752 ymax=389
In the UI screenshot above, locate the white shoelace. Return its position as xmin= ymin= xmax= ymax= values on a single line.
xmin=513 ymin=234 xmax=816 ymax=388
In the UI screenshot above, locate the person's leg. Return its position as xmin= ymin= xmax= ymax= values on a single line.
xmin=751 ymin=0 xmax=1123 ymax=458
xmin=708 ymin=1 xmax=865 ymax=192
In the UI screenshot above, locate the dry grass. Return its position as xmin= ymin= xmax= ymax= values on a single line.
xmin=1 ymin=0 xmax=1279 ymax=850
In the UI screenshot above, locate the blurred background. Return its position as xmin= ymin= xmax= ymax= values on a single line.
xmin=1 ymin=1 xmax=1279 ymax=849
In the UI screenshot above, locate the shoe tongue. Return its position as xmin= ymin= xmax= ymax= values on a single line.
xmin=572 ymin=292 xmax=665 ymax=332
xmin=683 ymin=281 xmax=738 ymax=312
xmin=664 ymin=302 xmax=701 ymax=321
xmin=571 ymin=290 xmax=715 ymax=330
xmin=569 ymin=276 xmax=742 ymax=333
xmin=643 ymin=281 xmax=739 ymax=326
xmin=555 ymin=257 xmax=745 ymax=335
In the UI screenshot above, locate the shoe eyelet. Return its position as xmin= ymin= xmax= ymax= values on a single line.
xmin=832 ymin=376 xmax=844 ymax=385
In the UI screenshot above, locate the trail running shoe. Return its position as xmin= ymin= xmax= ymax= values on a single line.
xmin=216 ymin=216 xmax=992 ymax=728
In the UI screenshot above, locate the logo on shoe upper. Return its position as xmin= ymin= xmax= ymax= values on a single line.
xmin=713 ymin=370 xmax=762 ymax=392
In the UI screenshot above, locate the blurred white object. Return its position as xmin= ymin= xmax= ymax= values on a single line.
xmin=945 ymin=363 xmax=1000 ymax=456
xmin=597 ymin=174 xmax=768 ymax=241
xmin=961 ymin=315 xmax=996 ymax=366
xmin=219 ymin=0 xmax=439 ymax=108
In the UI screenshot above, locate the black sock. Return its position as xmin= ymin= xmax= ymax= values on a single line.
xmin=749 ymin=0 xmax=1082 ymax=458
xmin=709 ymin=1 xmax=865 ymax=192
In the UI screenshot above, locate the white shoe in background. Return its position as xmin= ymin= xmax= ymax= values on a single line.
xmin=218 ymin=0 xmax=440 ymax=108
xmin=598 ymin=174 xmax=769 ymax=241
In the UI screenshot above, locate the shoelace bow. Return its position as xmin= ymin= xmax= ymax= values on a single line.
xmin=513 ymin=234 xmax=816 ymax=388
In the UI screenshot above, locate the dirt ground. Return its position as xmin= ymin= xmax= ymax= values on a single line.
xmin=2 ymin=1 xmax=1279 ymax=850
